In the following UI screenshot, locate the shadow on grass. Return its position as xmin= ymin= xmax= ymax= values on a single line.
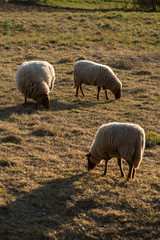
xmin=50 ymin=98 xmax=80 ymax=111
xmin=0 ymin=171 xmax=159 ymax=239
xmin=0 ymin=172 xmax=93 ymax=239
xmin=50 ymin=98 xmax=112 ymax=111
xmin=0 ymin=172 xmax=122 ymax=239
xmin=0 ymin=103 xmax=36 ymax=121
xmin=0 ymin=97 xmax=112 ymax=120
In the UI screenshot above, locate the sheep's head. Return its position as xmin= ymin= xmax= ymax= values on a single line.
xmin=86 ymin=153 xmax=96 ymax=171
xmin=114 ymin=88 xmax=122 ymax=99
xmin=37 ymin=94 xmax=50 ymax=109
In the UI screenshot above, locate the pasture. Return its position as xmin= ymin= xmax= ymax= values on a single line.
xmin=0 ymin=1 xmax=160 ymax=239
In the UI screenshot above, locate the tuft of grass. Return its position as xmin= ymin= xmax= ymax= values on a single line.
xmin=32 ymin=123 xmax=55 ymax=137
xmin=0 ymin=160 xmax=16 ymax=167
xmin=134 ymin=70 xmax=152 ymax=75
xmin=146 ymin=132 xmax=160 ymax=148
xmin=31 ymin=123 xmax=56 ymax=137
xmin=1 ymin=134 xmax=23 ymax=144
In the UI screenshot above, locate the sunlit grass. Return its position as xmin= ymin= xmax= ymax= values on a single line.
xmin=1 ymin=11 xmax=160 ymax=51
xmin=0 ymin=2 xmax=160 ymax=240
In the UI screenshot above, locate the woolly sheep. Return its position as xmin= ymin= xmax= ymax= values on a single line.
xmin=86 ymin=122 xmax=145 ymax=179
xmin=15 ymin=61 xmax=55 ymax=109
xmin=73 ymin=60 xmax=122 ymax=100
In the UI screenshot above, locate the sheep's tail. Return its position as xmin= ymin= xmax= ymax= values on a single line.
xmin=133 ymin=133 xmax=145 ymax=169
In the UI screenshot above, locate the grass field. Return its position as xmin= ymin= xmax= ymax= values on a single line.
xmin=6 ymin=0 xmax=135 ymax=11
xmin=0 ymin=2 xmax=160 ymax=240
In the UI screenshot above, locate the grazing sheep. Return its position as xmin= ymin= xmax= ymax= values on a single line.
xmin=15 ymin=61 xmax=55 ymax=109
xmin=73 ymin=60 xmax=122 ymax=100
xmin=86 ymin=122 xmax=145 ymax=179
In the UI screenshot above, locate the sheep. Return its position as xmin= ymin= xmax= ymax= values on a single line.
xmin=86 ymin=122 xmax=145 ymax=179
xmin=15 ymin=61 xmax=55 ymax=109
xmin=73 ymin=60 xmax=122 ymax=100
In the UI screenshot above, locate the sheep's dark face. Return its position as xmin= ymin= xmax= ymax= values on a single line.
xmin=86 ymin=153 xmax=96 ymax=171
xmin=40 ymin=94 xmax=50 ymax=109
xmin=114 ymin=88 xmax=122 ymax=99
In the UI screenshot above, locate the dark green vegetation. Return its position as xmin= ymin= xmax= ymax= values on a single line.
xmin=0 ymin=2 xmax=160 ymax=240
xmin=134 ymin=0 xmax=160 ymax=10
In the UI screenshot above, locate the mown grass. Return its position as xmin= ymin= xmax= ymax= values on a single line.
xmin=0 ymin=2 xmax=160 ymax=240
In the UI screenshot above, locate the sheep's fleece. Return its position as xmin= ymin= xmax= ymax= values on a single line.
xmin=74 ymin=60 xmax=122 ymax=92
xmin=15 ymin=61 xmax=55 ymax=100
xmin=89 ymin=122 xmax=145 ymax=169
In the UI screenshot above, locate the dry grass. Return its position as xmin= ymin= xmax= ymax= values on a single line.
xmin=0 ymin=3 xmax=160 ymax=240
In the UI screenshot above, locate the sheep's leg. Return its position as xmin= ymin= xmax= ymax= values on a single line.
xmin=24 ymin=96 xmax=27 ymax=108
xmin=80 ymin=83 xmax=85 ymax=97
xmin=127 ymin=164 xmax=133 ymax=180
xmin=97 ymin=86 xmax=101 ymax=100
xmin=105 ymin=89 xmax=109 ymax=100
xmin=101 ymin=160 xmax=108 ymax=176
xmin=118 ymin=158 xmax=124 ymax=177
xmin=75 ymin=85 xmax=79 ymax=97
xmin=132 ymin=169 xmax=136 ymax=179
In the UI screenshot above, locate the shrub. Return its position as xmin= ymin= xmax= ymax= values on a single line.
xmin=134 ymin=0 xmax=160 ymax=10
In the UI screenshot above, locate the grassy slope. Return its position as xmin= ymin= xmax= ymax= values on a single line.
xmin=0 ymin=2 xmax=160 ymax=240
xmin=9 ymin=0 xmax=133 ymax=10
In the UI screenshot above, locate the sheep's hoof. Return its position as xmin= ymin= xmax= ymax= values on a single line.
xmin=127 ymin=177 xmax=132 ymax=181
xmin=101 ymin=172 xmax=106 ymax=177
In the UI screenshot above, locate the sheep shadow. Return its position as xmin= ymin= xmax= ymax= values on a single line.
xmin=0 ymin=171 xmax=158 ymax=240
xmin=0 ymin=103 xmax=37 ymax=121
xmin=50 ymin=98 xmax=80 ymax=111
xmin=50 ymin=98 xmax=113 ymax=111
xmin=0 ymin=172 xmax=125 ymax=240
xmin=0 ymin=172 xmax=97 ymax=239
xmin=0 ymin=97 xmax=113 ymax=120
